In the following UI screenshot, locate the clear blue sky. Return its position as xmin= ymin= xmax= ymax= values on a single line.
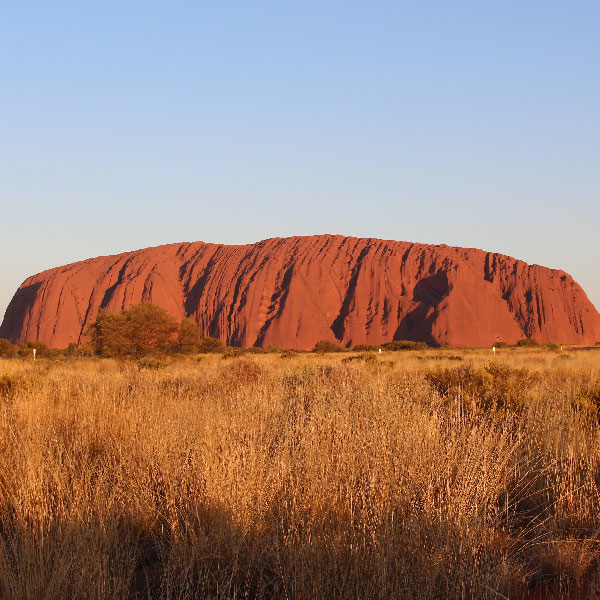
xmin=1 ymin=1 xmax=599 ymax=322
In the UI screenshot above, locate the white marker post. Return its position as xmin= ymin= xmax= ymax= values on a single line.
xmin=33 ymin=348 xmax=36 ymax=361
xmin=379 ymin=348 xmax=382 ymax=354
xmin=492 ymin=346 xmax=496 ymax=354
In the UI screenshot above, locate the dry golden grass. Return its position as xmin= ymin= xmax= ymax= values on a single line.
xmin=0 ymin=348 xmax=600 ymax=599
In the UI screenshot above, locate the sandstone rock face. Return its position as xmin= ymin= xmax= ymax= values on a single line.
xmin=2 ymin=235 xmax=599 ymax=349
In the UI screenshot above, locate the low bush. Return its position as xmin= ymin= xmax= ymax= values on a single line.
xmin=221 ymin=347 xmax=246 ymax=359
xmin=313 ymin=339 xmax=344 ymax=353
xmin=243 ymin=346 xmax=267 ymax=354
xmin=178 ymin=317 xmax=203 ymax=353
xmin=352 ymin=344 xmax=380 ymax=352
xmin=66 ymin=342 xmax=94 ymax=357
xmin=342 ymin=353 xmax=377 ymax=365
xmin=426 ymin=362 xmax=539 ymax=412
xmin=351 ymin=340 xmax=429 ymax=352
xmin=382 ymin=340 xmax=428 ymax=351
xmin=416 ymin=355 xmax=463 ymax=362
xmin=17 ymin=340 xmax=60 ymax=359
xmin=136 ymin=358 xmax=167 ymax=370
xmin=178 ymin=320 xmax=230 ymax=354
xmin=516 ymin=338 xmax=540 ymax=347
xmin=197 ymin=336 xmax=225 ymax=354
xmin=0 ymin=338 xmax=17 ymax=358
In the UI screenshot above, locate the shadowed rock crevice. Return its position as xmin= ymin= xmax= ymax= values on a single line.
xmin=411 ymin=271 xmax=450 ymax=305
xmin=255 ymin=263 xmax=295 ymax=347
xmin=330 ymin=244 xmax=371 ymax=342
xmin=100 ymin=258 xmax=135 ymax=309
xmin=392 ymin=273 xmax=452 ymax=347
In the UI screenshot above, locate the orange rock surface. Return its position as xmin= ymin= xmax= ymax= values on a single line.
xmin=2 ymin=235 xmax=599 ymax=349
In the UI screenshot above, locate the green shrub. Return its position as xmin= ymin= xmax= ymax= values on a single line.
xmin=416 ymin=355 xmax=463 ymax=362
xmin=221 ymin=347 xmax=245 ymax=359
xmin=17 ymin=340 xmax=60 ymax=359
xmin=543 ymin=342 xmax=560 ymax=351
xmin=197 ymin=337 xmax=225 ymax=353
xmin=342 ymin=353 xmax=377 ymax=365
xmin=177 ymin=319 xmax=229 ymax=354
xmin=178 ymin=318 xmax=203 ymax=353
xmin=87 ymin=303 xmax=179 ymax=358
xmin=243 ymin=346 xmax=266 ymax=354
xmin=425 ymin=362 xmax=539 ymax=413
xmin=66 ymin=343 xmax=79 ymax=356
xmin=0 ymin=339 xmax=17 ymax=358
xmin=516 ymin=338 xmax=540 ymax=347
xmin=382 ymin=340 xmax=428 ymax=351
xmin=313 ymin=340 xmax=344 ymax=353
xmin=352 ymin=344 xmax=380 ymax=352
xmin=66 ymin=342 xmax=94 ymax=357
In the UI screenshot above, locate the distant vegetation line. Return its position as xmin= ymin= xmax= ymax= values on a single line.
xmin=2 ymin=302 xmax=593 ymax=361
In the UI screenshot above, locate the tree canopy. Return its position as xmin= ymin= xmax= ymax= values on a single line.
xmin=87 ymin=303 xmax=179 ymax=358
xmin=86 ymin=303 xmax=225 ymax=357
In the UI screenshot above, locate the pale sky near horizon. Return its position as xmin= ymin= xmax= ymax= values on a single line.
xmin=1 ymin=1 xmax=599 ymax=324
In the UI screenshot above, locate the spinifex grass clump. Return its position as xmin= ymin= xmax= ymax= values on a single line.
xmin=0 ymin=350 xmax=599 ymax=599
xmin=425 ymin=362 xmax=540 ymax=413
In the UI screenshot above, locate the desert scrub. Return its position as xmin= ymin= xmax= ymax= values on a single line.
xmin=136 ymin=357 xmax=167 ymax=370
xmin=342 ymin=352 xmax=377 ymax=365
xmin=425 ymin=362 xmax=539 ymax=413
xmin=0 ymin=374 xmax=27 ymax=401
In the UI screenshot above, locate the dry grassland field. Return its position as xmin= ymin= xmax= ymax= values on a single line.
xmin=1 ymin=347 xmax=600 ymax=599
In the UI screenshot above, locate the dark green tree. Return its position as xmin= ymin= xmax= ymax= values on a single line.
xmin=87 ymin=303 xmax=179 ymax=358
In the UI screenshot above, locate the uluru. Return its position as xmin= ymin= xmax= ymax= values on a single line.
xmin=1 ymin=235 xmax=599 ymax=350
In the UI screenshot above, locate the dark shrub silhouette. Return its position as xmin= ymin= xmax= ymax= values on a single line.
xmin=87 ymin=303 xmax=179 ymax=358
xmin=313 ymin=340 xmax=344 ymax=353
xmin=0 ymin=339 xmax=17 ymax=358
